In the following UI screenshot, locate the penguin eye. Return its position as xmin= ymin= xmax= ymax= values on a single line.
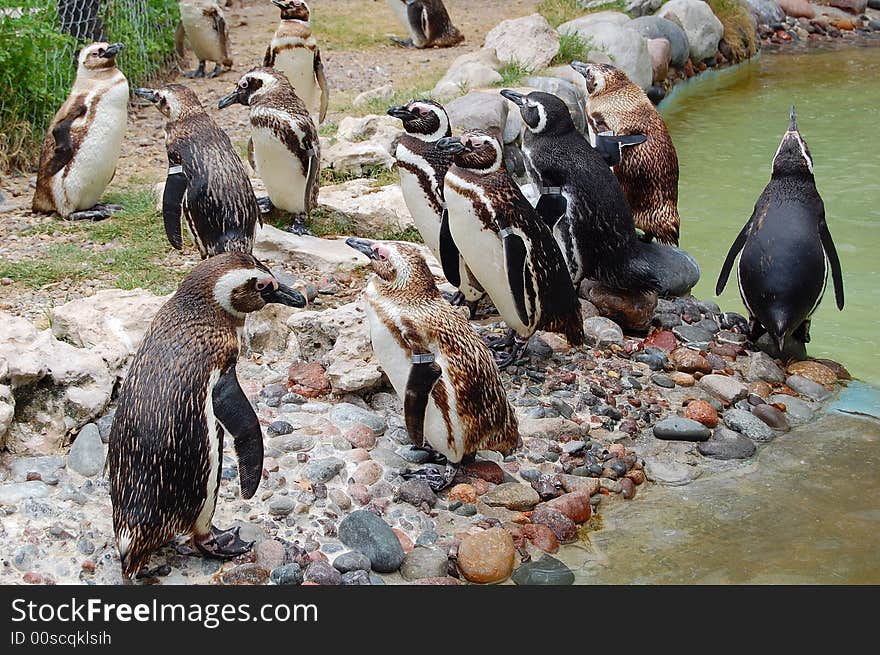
xmin=239 ymin=79 xmax=249 ymax=89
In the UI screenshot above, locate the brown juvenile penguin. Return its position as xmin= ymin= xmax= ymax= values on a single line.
xmin=108 ymin=252 xmax=306 ymax=579
xmin=346 ymin=238 xmax=518 ymax=489
xmin=572 ymin=61 xmax=681 ymax=246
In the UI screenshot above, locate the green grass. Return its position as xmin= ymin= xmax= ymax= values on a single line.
xmin=494 ymin=61 xmax=533 ymax=87
xmin=378 ymin=225 xmax=423 ymax=243
xmin=320 ymin=165 xmax=399 ymax=187
xmin=318 ymin=122 xmax=338 ymax=137
xmin=0 ymin=187 xmax=184 ymax=293
xmin=538 ymin=0 xmax=585 ymax=27
xmin=311 ymin=11 xmax=388 ymax=50
xmin=271 ymin=203 xmax=423 ymax=244
xmin=706 ymin=0 xmax=758 ymax=62
xmin=347 ymin=86 xmax=435 ymax=117
xmin=552 ymin=31 xmax=593 ymax=66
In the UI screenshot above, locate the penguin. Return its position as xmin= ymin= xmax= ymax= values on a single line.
xmin=571 ymin=61 xmax=681 ymax=246
xmin=387 ymin=100 xmax=485 ymax=313
xmin=385 ymin=0 xmax=464 ymax=49
xmin=32 ymin=42 xmax=128 ymax=221
xmin=716 ymin=107 xmax=844 ymax=353
xmin=135 ymin=84 xmax=261 ymax=259
xmin=345 ymin=238 xmax=518 ymax=490
xmin=108 ymin=252 xmax=306 ymax=579
xmin=218 ymin=67 xmax=319 ymax=235
xmin=437 ymin=130 xmax=584 ymax=367
xmin=264 ymin=0 xmax=328 ymax=125
xmin=500 ymin=89 xmax=659 ymax=294
xmin=176 ymin=0 xmax=233 ymax=78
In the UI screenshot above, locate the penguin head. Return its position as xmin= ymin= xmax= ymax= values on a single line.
xmin=78 ymin=42 xmax=124 ymax=74
xmin=135 ymin=84 xmax=202 ymax=121
xmin=182 ymin=252 xmax=306 ymax=319
xmin=346 ymin=238 xmax=438 ymax=296
xmin=387 ymin=100 xmax=451 ymax=141
xmin=272 ymin=0 xmax=310 ymax=21
xmin=436 ymin=130 xmax=504 ymax=173
xmin=218 ymin=68 xmax=284 ymax=109
xmin=771 ymin=106 xmax=814 ymax=179
xmin=571 ymin=62 xmax=627 ymax=97
xmin=500 ymin=89 xmax=573 ymax=136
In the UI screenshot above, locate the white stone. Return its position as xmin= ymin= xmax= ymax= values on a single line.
xmin=446 ymin=91 xmax=509 ymax=134
xmin=321 ymin=140 xmax=395 ymax=177
xmin=433 ymin=62 xmax=503 ymax=101
xmin=485 ymin=13 xmax=560 ymax=71
xmin=558 ymin=11 xmax=632 ymax=33
xmin=559 ymin=20 xmax=653 ymax=90
xmin=335 ymin=114 xmax=404 ymax=156
xmin=352 ymin=83 xmax=393 ymax=109
xmin=319 ymin=179 xmax=413 ymax=232
xmin=657 ymin=0 xmax=724 ymax=62
xmin=254 ymin=225 xmax=369 ymax=274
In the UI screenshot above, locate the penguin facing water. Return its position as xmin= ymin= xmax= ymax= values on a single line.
xmin=438 ymin=130 xmax=584 ymax=367
xmin=218 ymin=67 xmax=320 ymax=235
xmin=385 ymin=0 xmax=464 ymax=48
xmin=32 ymin=42 xmax=128 ymax=221
xmin=346 ymin=238 xmax=518 ymax=490
xmin=716 ymin=107 xmax=844 ymax=354
xmin=500 ymin=89 xmax=659 ymax=294
xmin=176 ymin=0 xmax=233 ymax=78
xmin=108 ymin=252 xmax=306 ymax=579
xmin=571 ymin=61 xmax=681 ymax=246
xmin=387 ymin=100 xmax=484 ymax=313
xmin=135 ymin=84 xmax=260 ymax=258
xmin=264 ymin=0 xmax=328 ymax=124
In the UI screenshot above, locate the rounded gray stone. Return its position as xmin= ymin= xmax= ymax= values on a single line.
xmin=723 ymin=408 xmax=775 ymax=443
xmin=66 ymin=424 xmax=105 ymax=477
xmin=338 ymin=510 xmax=405 ymax=573
xmin=653 ymin=417 xmax=711 ymax=441
xmin=785 ymin=375 xmax=831 ymax=401
xmin=511 ymin=554 xmax=575 ymax=585
xmin=400 ymin=547 xmax=449 ymax=581
xmin=333 ymin=550 xmax=372 ymax=573
xmin=698 ymin=427 xmax=757 ymax=460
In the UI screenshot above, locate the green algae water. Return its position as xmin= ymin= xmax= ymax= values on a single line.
xmin=659 ymin=46 xmax=880 ymax=384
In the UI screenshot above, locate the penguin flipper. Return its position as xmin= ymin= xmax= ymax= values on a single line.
xmin=47 ymin=102 xmax=87 ymax=177
xmin=404 ymin=352 xmax=442 ymax=449
xmin=212 ymin=369 xmax=264 ymax=500
xmin=263 ymin=43 xmax=275 ymax=68
xmin=162 ymin=156 xmax=186 ymax=250
xmin=406 ymin=0 xmax=428 ymax=44
xmin=314 ymin=49 xmax=329 ymax=123
xmin=438 ymin=208 xmax=462 ymax=287
xmin=716 ymin=209 xmax=756 ymax=295
xmin=303 ymin=140 xmax=320 ymax=216
xmin=819 ymin=215 xmax=844 ymax=310
xmin=594 ymin=132 xmax=647 ymax=167
xmin=502 ymin=230 xmax=532 ymax=327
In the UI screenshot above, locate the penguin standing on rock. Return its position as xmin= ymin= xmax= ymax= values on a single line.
xmin=571 ymin=61 xmax=681 ymax=246
xmin=346 ymin=238 xmax=518 ymax=490
xmin=218 ymin=68 xmax=319 ymax=235
xmin=385 ymin=0 xmax=464 ymax=48
xmin=135 ymin=85 xmax=261 ymax=258
xmin=264 ymin=0 xmax=328 ymax=125
xmin=108 ymin=252 xmax=306 ymax=579
xmin=176 ymin=0 xmax=233 ymax=78
xmin=387 ymin=100 xmax=484 ymax=313
xmin=716 ymin=107 xmax=844 ymax=354
xmin=32 ymin=42 xmax=128 ymax=221
xmin=438 ymin=130 xmax=584 ymax=367
xmin=500 ymin=89 xmax=659 ymax=294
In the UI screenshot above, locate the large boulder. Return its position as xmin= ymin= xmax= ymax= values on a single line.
xmin=658 ymin=0 xmax=724 ymax=62
xmin=559 ymin=12 xmax=632 ymax=32
xmin=319 ymin=179 xmax=414 ymax=234
xmin=629 ymin=15 xmax=692 ymax=68
xmin=738 ymin=0 xmax=786 ymax=26
xmin=484 ymin=14 xmax=560 ymax=71
xmin=320 ymin=140 xmax=395 ymax=177
xmin=521 ymin=77 xmax=588 ymax=134
xmin=776 ymin=0 xmax=814 ymax=18
xmin=335 ymin=114 xmax=403 ymax=156
xmin=446 ymin=91 xmax=509 ymax=135
xmin=559 ymin=20 xmax=653 ymax=90
xmin=432 ymin=48 xmax=502 ymax=101
xmin=623 ymin=0 xmax=665 ymax=16
xmin=254 ymin=225 xmax=368 ymax=275
xmin=637 ymin=242 xmax=701 ymax=298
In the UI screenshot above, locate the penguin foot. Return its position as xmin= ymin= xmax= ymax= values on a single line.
xmin=207 ymin=63 xmax=224 ymax=79
xmin=256 ymin=196 xmax=274 ymax=214
xmin=402 ymin=462 xmax=458 ymax=492
xmin=284 ymin=220 xmax=315 ymax=237
xmin=66 ymin=204 xmax=123 ymax=221
xmin=493 ymin=337 xmax=528 ymax=369
xmin=192 ymin=525 xmax=254 ymax=559
xmin=184 ymin=61 xmax=206 ymax=78
xmin=445 ymin=291 xmax=480 ymax=319
xmin=389 ymin=36 xmax=416 ymax=48
xmin=484 ymin=328 xmax=516 ymax=351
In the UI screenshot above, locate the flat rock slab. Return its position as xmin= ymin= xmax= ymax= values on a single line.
xmin=255 ymin=225 xmax=368 ymax=274
xmin=653 ymin=417 xmax=711 ymax=441
xmin=786 ymin=375 xmax=831 ymax=401
xmin=699 ymin=374 xmax=748 ymax=403
xmin=697 ymin=427 xmax=757 ymax=460
xmin=723 ymin=408 xmax=775 ymax=443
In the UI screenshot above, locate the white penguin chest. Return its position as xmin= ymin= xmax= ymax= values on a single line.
xmin=180 ymin=3 xmax=225 ymax=62
xmin=397 ymin=161 xmax=441 ymax=256
xmin=274 ymin=47 xmax=319 ymax=114
xmin=251 ymin=121 xmax=308 ymax=214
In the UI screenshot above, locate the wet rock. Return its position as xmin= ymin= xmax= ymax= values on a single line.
xmin=302 ymin=457 xmax=345 ymax=483
xmin=669 ymin=347 xmax=711 ymax=374
xmin=653 ymin=417 xmax=711 ymax=441
xmin=512 ymin=554 xmax=575 ymax=585
xmin=529 ymin=505 xmax=578 ymax=543
xmin=723 ymin=408 xmax=775 ymax=443
xmin=222 ymin=563 xmax=269 ymax=586
xmin=752 ymin=404 xmax=789 ymax=431
xmin=748 ymin=381 xmax=773 ymax=399
xmin=270 ymin=563 xmax=303 ymax=585
xmin=521 ymin=523 xmax=559 ymax=553
xmin=684 ymin=399 xmax=718 ymax=428
xmin=66 ymin=423 xmax=105 ymax=477
xmin=457 ymin=528 xmax=516 ymax=584
xmin=586 ymin=285 xmax=657 ymax=334
xmin=768 ymin=394 xmax=814 ymax=424
xmin=811 ymin=358 xmax=850 ymax=380
xmin=786 ymin=361 xmax=837 ymax=387
xmin=785 ymin=375 xmax=831 ymax=401
xmin=545 ymin=491 xmax=592 ymax=523
xmin=482 ymin=482 xmax=541 ymax=511
xmin=747 ymin=352 xmax=785 ymax=383
xmin=333 ymin=551 xmax=372 ymax=573
xmin=304 ymin=560 xmax=342 ymax=585
xmin=672 ymin=324 xmax=714 ymax=344
xmin=394 ymin=479 xmax=437 ymax=508
xmin=699 ymin=374 xmax=748 ymax=404
xmin=697 ymin=427 xmax=756 ymax=460
xmin=287 ymin=361 xmax=330 ymax=398
xmin=645 ymin=459 xmax=700 ymax=486
xmin=582 ymin=316 xmax=624 ymax=346
xmin=400 ymin=547 xmax=449 ymax=581
xmin=338 ymin=510 xmax=405 ymax=573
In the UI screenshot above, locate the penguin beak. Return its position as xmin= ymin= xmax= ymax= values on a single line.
xmin=271 ymin=0 xmax=287 ymax=7
xmin=788 ymin=105 xmax=798 ymax=132
xmin=345 ymin=237 xmax=380 ymax=259
xmin=570 ymin=61 xmax=589 ymax=76
xmin=218 ymin=87 xmax=244 ymax=110
xmin=134 ymin=88 xmax=160 ymax=103
xmin=102 ymin=42 xmax=124 ymax=58
xmin=387 ymin=105 xmax=414 ymax=120
xmin=436 ymin=136 xmax=466 ymax=154
xmin=500 ymin=89 xmax=527 ymax=106
xmin=262 ymin=282 xmax=306 ymax=308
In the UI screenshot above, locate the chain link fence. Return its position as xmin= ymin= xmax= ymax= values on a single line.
xmin=0 ymin=0 xmax=180 ymax=173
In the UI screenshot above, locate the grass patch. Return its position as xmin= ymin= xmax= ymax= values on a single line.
xmin=552 ymin=31 xmax=593 ymax=66
xmin=311 ymin=9 xmax=388 ymax=50
xmin=538 ymin=0 xmax=585 ymax=27
xmin=378 ymin=225 xmax=423 ymax=243
xmin=493 ymin=61 xmax=533 ymax=87
xmin=706 ymin=0 xmax=758 ymax=62
xmin=1 ymin=187 xmax=184 ymax=293
xmin=320 ymin=165 xmax=399 ymax=187
xmin=318 ymin=122 xmax=338 ymax=137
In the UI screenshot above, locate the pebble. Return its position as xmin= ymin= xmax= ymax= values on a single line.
xmin=521 ymin=523 xmax=559 ymax=553
xmin=651 ymin=373 xmax=675 ymax=389
xmin=268 ymin=420 xmax=294 ymax=436
xmin=330 ymin=403 xmax=387 ymax=435
xmin=448 ymin=483 xmax=478 ymax=504
xmin=619 ymin=477 xmax=636 ymax=499
xmin=344 ymin=423 xmax=377 ymax=449
xmin=748 ymin=380 xmax=773 ymax=398
xmin=222 ymin=564 xmax=269 ymax=585
xmin=599 ymin=478 xmax=622 ymax=493
xmin=558 ymin=474 xmax=599 ymax=495
xmin=752 ymin=403 xmax=789 ymax=430
xmin=653 ymin=417 xmax=711 ymax=441
xmin=341 ymin=570 xmax=371 ymax=585
xmin=785 ymin=375 xmax=831 ymax=401
xmin=669 ymin=347 xmax=711 ymax=374
xmin=672 ymin=324 xmax=714 ymax=343
xmin=723 ymin=408 xmax=775 ymax=443
xmin=634 ymin=349 xmax=667 ymax=370
xmin=544 ymin=491 xmax=592 ymax=523
xmin=625 ymin=469 xmax=645 ymax=485
xmin=304 ymin=560 xmax=342 ymax=585
xmin=333 ymin=550 xmax=372 ymax=573
xmin=338 ymin=510 xmax=405 ymax=573
xmin=254 ymin=540 xmax=286 ymax=571
xmin=268 ymin=496 xmax=296 ymax=517
xmin=394 ymin=479 xmax=437 ymax=508
xmin=397 ymin=446 xmax=433 ymax=464
xmin=352 ymin=460 xmax=383 ymax=486
xmin=529 ymin=505 xmax=578 ymax=543
xmin=329 ymin=489 xmax=351 ymax=510
xmin=302 ymin=457 xmax=345 ymax=483
xmin=786 ymin=361 xmax=837 ymax=387
xmin=481 ymin=482 xmax=541 ymax=511
xmin=698 ymin=374 xmax=748 ymax=403
xmin=668 ymin=371 xmax=696 ymax=387
xmin=454 ymin=503 xmax=477 ymax=516
xmin=697 ymin=427 xmax=756 ymax=460
xmin=456 ymin=528 xmax=516 ymax=584
xmin=511 ymin=554 xmax=575 ymax=585
xmin=685 ymin=399 xmax=719 ymax=428
xmin=583 ymin=317 xmax=624 ymax=346
xmin=66 ymin=424 xmax=105 ymax=477
xmin=462 ymin=461 xmax=505 ymax=484
xmin=747 ymin=352 xmax=785 ymax=383
xmin=400 ymin=547 xmax=449 ymax=581
xmin=270 ymin=563 xmax=303 ymax=585
xmin=768 ymin=394 xmax=814 ymax=424
xmin=645 ymin=459 xmax=700 ymax=486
